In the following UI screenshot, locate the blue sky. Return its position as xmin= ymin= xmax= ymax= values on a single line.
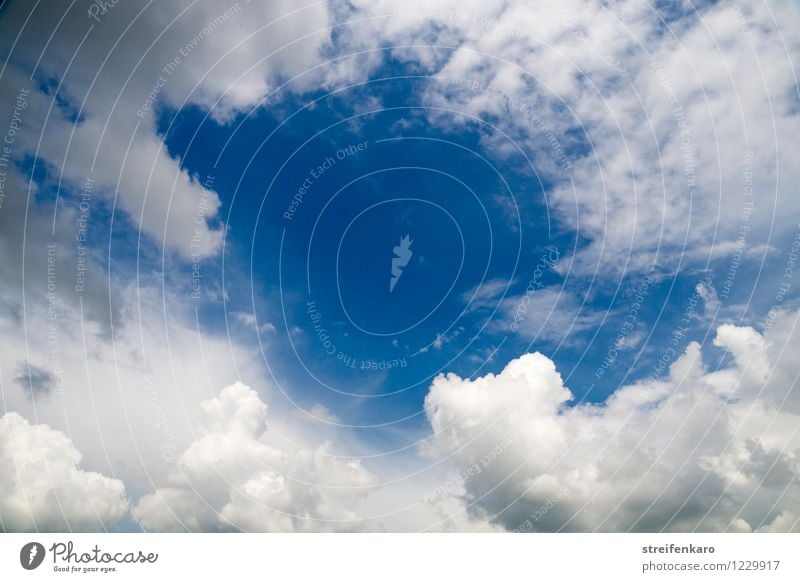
xmin=2 ymin=0 xmax=800 ymax=533
xmin=152 ymin=60 xmax=796 ymax=432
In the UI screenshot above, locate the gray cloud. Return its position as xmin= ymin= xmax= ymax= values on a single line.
xmin=13 ymin=361 xmax=55 ymax=399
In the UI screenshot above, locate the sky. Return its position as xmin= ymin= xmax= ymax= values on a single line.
xmin=1 ymin=0 xmax=800 ymax=532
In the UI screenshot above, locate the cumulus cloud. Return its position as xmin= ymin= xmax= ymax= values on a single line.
xmin=2 ymin=0 xmax=799 ymax=535
xmin=133 ymin=382 xmax=376 ymax=532
xmin=0 ymin=412 xmax=128 ymax=532
xmin=423 ymin=308 xmax=800 ymax=532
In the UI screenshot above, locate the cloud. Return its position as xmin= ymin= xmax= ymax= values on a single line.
xmin=461 ymin=277 xmax=512 ymax=312
xmin=0 ymin=150 xmax=372 ymax=533
xmin=423 ymin=308 xmax=800 ymax=532
xmin=334 ymin=0 xmax=800 ymax=276
xmin=305 ymin=404 xmax=341 ymax=424
xmin=132 ymin=383 xmax=376 ymax=531
xmin=419 ymin=327 xmax=464 ymax=353
xmin=501 ymin=285 xmax=601 ymax=342
xmin=695 ymin=280 xmax=721 ymax=320
xmin=13 ymin=362 xmax=56 ymax=399
xmin=0 ymin=0 xmax=334 ymax=258
xmin=0 ymin=180 xmax=269 ymax=507
xmin=233 ymin=311 xmax=276 ymax=333
xmin=0 ymin=412 xmax=128 ymax=532
xmin=2 ymin=0 xmax=799 ymax=534
xmin=0 ymin=164 xmax=122 ymax=335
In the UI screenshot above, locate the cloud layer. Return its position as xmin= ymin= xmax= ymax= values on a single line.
xmin=0 ymin=412 xmax=127 ymax=532
xmin=1 ymin=0 xmax=799 ymax=533
xmin=335 ymin=0 xmax=800 ymax=274
xmin=0 ymin=0 xmax=334 ymax=258
xmin=133 ymin=382 xmax=376 ymax=532
xmin=424 ymin=309 xmax=800 ymax=532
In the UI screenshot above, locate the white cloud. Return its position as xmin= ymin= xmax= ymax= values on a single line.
xmin=233 ymin=311 xmax=276 ymax=333
xmin=418 ymin=327 xmax=464 ymax=353
xmin=423 ymin=308 xmax=800 ymax=532
xmin=3 ymin=0 xmax=800 ymax=534
xmin=0 ymin=164 xmax=375 ymax=531
xmin=613 ymin=327 xmax=646 ymax=352
xmin=696 ymin=280 xmax=721 ymax=319
xmin=0 ymin=0 xmax=334 ymax=258
xmin=0 ymin=164 xmax=121 ymax=335
xmin=0 ymin=160 xmax=269 ymax=508
xmin=461 ymin=278 xmax=513 ymax=312
xmin=0 ymin=412 xmax=128 ymax=532
xmin=305 ymin=404 xmax=341 ymax=424
xmin=133 ymin=383 xmax=376 ymax=532
xmin=501 ymin=285 xmax=601 ymax=341
xmin=334 ymin=0 xmax=800 ymax=276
